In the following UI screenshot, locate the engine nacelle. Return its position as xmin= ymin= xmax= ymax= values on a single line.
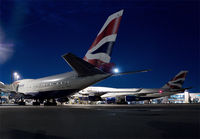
xmin=125 ymin=96 xmax=144 ymax=101
xmin=106 ymin=97 xmax=116 ymax=104
xmin=88 ymin=96 xmax=102 ymax=101
xmin=57 ymin=97 xmax=69 ymax=103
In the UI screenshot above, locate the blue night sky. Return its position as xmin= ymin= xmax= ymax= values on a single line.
xmin=0 ymin=0 xmax=199 ymax=92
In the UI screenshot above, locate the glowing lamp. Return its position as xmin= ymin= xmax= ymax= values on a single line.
xmin=113 ymin=68 xmax=119 ymax=73
xmin=13 ymin=72 xmax=18 ymax=76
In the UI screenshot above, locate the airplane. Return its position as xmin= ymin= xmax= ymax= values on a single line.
xmin=75 ymin=71 xmax=189 ymax=103
xmin=0 ymin=10 xmax=149 ymax=106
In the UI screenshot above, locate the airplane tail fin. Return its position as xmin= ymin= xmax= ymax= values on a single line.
xmin=83 ymin=10 xmax=123 ymax=73
xmin=162 ymin=71 xmax=188 ymax=89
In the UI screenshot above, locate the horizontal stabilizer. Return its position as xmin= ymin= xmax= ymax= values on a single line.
xmin=63 ymin=53 xmax=105 ymax=76
xmin=169 ymin=87 xmax=192 ymax=92
xmin=112 ymin=69 xmax=151 ymax=76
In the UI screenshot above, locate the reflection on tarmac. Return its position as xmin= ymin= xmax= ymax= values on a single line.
xmin=0 ymin=104 xmax=200 ymax=139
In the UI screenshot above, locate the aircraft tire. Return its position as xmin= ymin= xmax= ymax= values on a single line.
xmin=33 ymin=102 xmax=40 ymax=106
xmin=18 ymin=102 xmax=26 ymax=105
xmin=44 ymin=102 xmax=57 ymax=106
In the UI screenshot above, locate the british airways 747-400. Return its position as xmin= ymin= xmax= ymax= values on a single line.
xmin=0 ymin=10 xmax=149 ymax=105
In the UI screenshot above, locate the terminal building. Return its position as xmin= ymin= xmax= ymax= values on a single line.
xmin=146 ymin=90 xmax=200 ymax=104
xmin=167 ymin=91 xmax=200 ymax=103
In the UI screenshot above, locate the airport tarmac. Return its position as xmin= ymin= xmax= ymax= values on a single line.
xmin=0 ymin=104 xmax=199 ymax=139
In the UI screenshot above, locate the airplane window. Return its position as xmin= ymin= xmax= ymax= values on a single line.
xmin=66 ymin=81 xmax=70 ymax=87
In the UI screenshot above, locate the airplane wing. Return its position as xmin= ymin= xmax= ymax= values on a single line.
xmin=132 ymin=87 xmax=192 ymax=97
xmin=0 ymin=82 xmax=5 ymax=88
xmin=104 ymin=88 xmax=143 ymax=93
xmin=112 ymin=69 xmax=151 ymax=76
xmin=63 ymin=53 xmax=151 ymax=77
xmin=0 ymin=82 xmax=7 ymax=92
xmin=101 ymin=92 xmax=143 ymax=98
xmin=168 ymin=87 xmax=192 ymax=92
xmin=0 ymin=82 xmax=18 ymax=93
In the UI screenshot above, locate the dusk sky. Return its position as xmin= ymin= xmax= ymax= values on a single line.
xmin=0 ymin=0 xmax=199 ymax=92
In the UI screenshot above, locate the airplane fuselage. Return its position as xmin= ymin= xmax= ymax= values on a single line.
xmin=15 ymin=71 xmax=111 ymax=99
xmin=101 ymin=88 xmax=184 ymax=100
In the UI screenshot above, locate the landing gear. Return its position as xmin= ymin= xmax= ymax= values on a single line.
xmin=18 ymin=101 xmax=26 ymax=105
xmin=14 ymin=94 xmax=26 ymax=105
xmin=17 ymin=98 xmax=25 ymax=105
xmin=56 ymin=97 xmax=69 ymax=105
xmin=18 ymin=97 xmax=26 ymax=106
xmin=144 ymin=100 xmax=151 ymax=104
xmin=44 ymin=99 xmax=57 ymax=106
xmin=33 ymin=99 xmax=40 ymax=106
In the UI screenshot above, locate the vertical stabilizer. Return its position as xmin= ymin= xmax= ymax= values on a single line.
xmin=84 ymin=10 xmax=123 ymax=73
xmin=162 ymin=71 xmax=188 ymax=89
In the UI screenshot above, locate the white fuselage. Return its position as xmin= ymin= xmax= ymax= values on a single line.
xmin=78 ymin=86 xmax=141 ymax=96
xmin=77 ymin=86 xmax=183 ymax=100
xmin=15 ymin=71 xmax=111 ymax=99
xmin=101 ymin=88 xmax=182 ymax=99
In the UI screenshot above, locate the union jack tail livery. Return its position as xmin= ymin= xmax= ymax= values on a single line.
xmin=84 ymin=10 xmax=123 ymax=73
xmin=162 ymin=71 xmax=188 ymax=89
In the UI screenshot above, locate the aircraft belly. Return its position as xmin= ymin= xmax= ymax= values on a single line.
xmin=26 ymin=89 xmax=79 ymax=99
xmin=21 ymin=73 xmax=110 ymax=99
